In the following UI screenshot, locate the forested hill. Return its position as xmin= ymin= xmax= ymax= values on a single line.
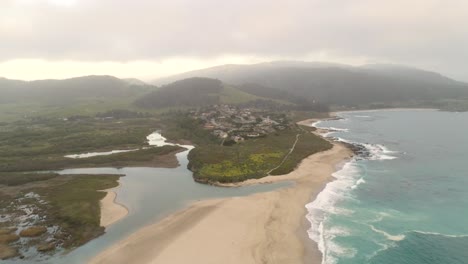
xmin=134 ymin=78 xmax=224 ymax=108
xmin=154 ymin=61 xmax=468 ymax=108
xmin=133 ymin=77 xmax=328 ymax=111
xmin=0 ymin=75 xmax=152 ymax=104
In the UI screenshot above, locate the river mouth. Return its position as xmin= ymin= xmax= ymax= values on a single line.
xmin=3 ymin=132 xmax=291 ymax=264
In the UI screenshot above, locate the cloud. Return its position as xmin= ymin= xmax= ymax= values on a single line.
xmin=1 ymin=0 xmax=467 ymax=80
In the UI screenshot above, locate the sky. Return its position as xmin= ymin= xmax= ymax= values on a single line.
xmin=1 ymin=0 xmax=467 ymax=81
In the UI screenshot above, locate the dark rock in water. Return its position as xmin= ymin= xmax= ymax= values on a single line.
xmin=0 ymin=244 xmax=19 ymax=260
xmin=339 ymin=141 xmax=371 ymax=159
xmin=37 ymin=243 xmax=55 ymax=252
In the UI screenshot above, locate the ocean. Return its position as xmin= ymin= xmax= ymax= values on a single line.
xmin=307 ymin=109 xmax=468 ymax=264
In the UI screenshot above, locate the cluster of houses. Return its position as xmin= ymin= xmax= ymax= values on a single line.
xmin=191 ymin=104 xmax=290 ymax=143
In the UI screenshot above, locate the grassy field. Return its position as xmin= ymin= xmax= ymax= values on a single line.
xmin=0 ymin=172 xmax=59 ymax=186
xmin=188 ymin=127 xmax=331 ymax=183
xmin=35 ymin=174 xmax=121 ymax=248
xmin=0 ymin=115 xmax=188 ymax=172
xmin=269 ymin=131 xmax=331 ymax=175
xmin=0 ymin=145 xmax=183 ymax=172
xmin=157 ymin=111 xmax=332 ymax=183
xmin=0 ymin=117 xmax=157 ymax=156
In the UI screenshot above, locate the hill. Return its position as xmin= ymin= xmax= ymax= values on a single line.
xmin=134 ymin=77 xmax=318 ymax=110
xmin=0 ymin=75 xmax=152 ymax=104
xmin=154 ymin=61 xmax=468 ymax=108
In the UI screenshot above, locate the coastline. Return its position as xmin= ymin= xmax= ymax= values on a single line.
xmin=90 ymin=133 xmax=352 ymax=264
xmin=330 ymin=107 xmax=438 ymax=116
xmin=100 ymin=184 xmax=129 ymax=228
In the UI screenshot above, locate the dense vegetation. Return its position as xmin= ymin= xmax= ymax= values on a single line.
xmin=0 ymin=117 xmax=154 ymax=157
xmin=0 ymin=115 xmax=185 ymax=172
xmin=0 ymin=173 xmax=58 ymax=186
xmin=187 ymin=126 xmax=331 ymax=183
xmin=0 ymin=145 xmax=182 ymax=172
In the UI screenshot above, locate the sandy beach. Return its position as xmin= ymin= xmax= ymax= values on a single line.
xmin=90 ymin=138 xmax=352 ymax=264
xmin=100 ymin=185 xmax=129 ymax=228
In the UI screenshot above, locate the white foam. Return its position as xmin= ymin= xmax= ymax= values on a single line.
xmin=367 ymin=211 xmax=392 ymax=223
xmin=327 ymin=127 xmax=350 ymax=132
xmin=306 ymin=161 xmax=362 ymax=264
xmin=320 ymin=131 xmax=334 ymax=137
xmin=328 ymin=226 xmax=352 ymax=237
xmin=316 ymin=221 xmax=357 ymax=264
xmin=351 ymin=177 xmax=366 ymax=189
xmin=412 ymin=230 xmax=468 ymax=238
xmin=334 ymin=137 xmax=398 ymax=161
xmin=362 ymin=143 xmax=398 ymax=160
xmin=311 ymin=120 xmax=322 ymax=127
xmin=369 ymin=224 xmax=406 ymax=241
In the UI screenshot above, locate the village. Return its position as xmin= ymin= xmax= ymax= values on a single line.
xmin=190 ymin=104 xmax=291 ymax=144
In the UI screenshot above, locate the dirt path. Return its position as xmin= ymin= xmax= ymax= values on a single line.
xmin=267 ymin=132 xmax=302 ymax=175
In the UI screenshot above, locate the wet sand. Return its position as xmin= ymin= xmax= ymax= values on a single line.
xmin=100 ymin=185 xmax=129 ymax=228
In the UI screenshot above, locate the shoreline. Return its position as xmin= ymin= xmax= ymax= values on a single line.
xmin=90 ymin=133 xmax=353 ymax=264
xmin=330 ymin=107 xmax=439 ymax=116
xmin=100 ymin=183 xmax=129 ymax=228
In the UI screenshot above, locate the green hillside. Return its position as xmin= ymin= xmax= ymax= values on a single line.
xmin=0 ymin=75 xmax=156 ymax=121
xmin=133 ymin=77 xmax=296 ymax=110
xmin=0 ymin=75 xmax=152 ymax=104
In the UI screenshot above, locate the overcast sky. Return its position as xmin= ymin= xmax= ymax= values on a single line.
xmin=1 ymin=0 xmax=467 ymax=81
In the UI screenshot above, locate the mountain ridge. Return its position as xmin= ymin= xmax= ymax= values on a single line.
xmin=0 ymin=75 xmax=154 ymax=104
xmin=152 ymin=61 xmax=468 ymax=107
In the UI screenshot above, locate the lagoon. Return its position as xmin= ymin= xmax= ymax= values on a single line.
xmin=4 ymin=133 xmax=289 ymax=264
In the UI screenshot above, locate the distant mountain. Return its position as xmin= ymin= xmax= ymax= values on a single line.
xmin=134 ymin=77 xmax=327 ymax=111
xmin=122 ymin=78 xmax=148 ymax=86
xmin=154 ymin=61 xmax=468 ymax=107
xmin=154 ymin=61 xmax=351 ymax=86
xmin=237 ymin=83 xmax=327 ymax=111
xmin=135 ymin=78 xmax=224 ymax=108
xmin=0 ymin=75 xmax=153 ymax=104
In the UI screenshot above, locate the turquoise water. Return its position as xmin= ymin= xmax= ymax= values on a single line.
xmin=308 ymin=110 xmax=468 ymax=264
xmin=5 ymin=135 xmax=289 ymax=264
